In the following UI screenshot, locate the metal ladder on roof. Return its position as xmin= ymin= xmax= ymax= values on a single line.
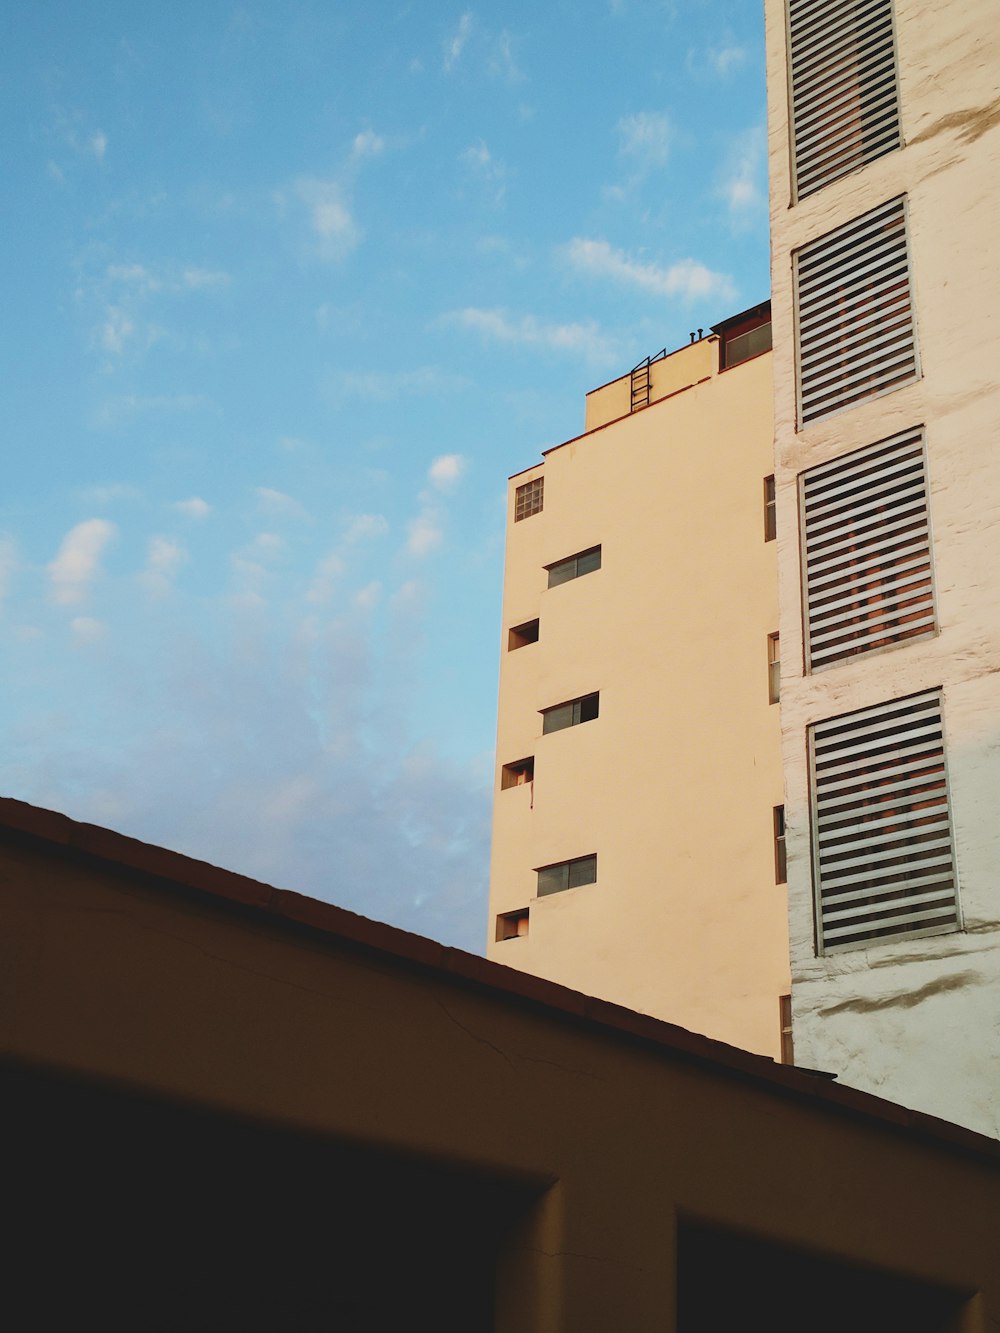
xmin=630 ymin=348 xmax=667 ymax=412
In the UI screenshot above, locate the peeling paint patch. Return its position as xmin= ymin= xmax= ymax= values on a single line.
xmin=909 ymin=100 xmax=1000 ymax=147
xmin=819 ymin=970 xmax=980 ymax=1016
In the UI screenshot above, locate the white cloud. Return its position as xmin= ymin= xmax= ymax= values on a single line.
xmin=428 ymin=454 xmax=466 ymax=490
xmin=720 ymin=126 xmax=767 ymax=225
xmin=711 ymin=44 xmax=747 ymax=75
xmin=459 ymin=139 xmax=508 ymax=203
xmin=182 ymin=266 xmax=230 ymax=289
xmin=100 ymin=306 xmax=137 ymax=355
xmin=71 ymin=616 xmax=106 ymax=643
xmin=107 ymin=263 xmax=160 ymax=293
xmin=443 ymin=306 xmax=618 ymax=363
xmin=488 ymin=30 xmax=523 ymax=82
xmin=306 ymin=551 xmax=344 ymax=604
xmin=407 ymin=514 xmax=443 ymax=557
xmin=49 ymin=519 xmax=117 ymax=605
xmin=618 ymin=112 xmax=672 ymax=167
xmin=0 ymin=536 xmax=18 ymax=603
xmin=255 ymin=487 xmax=307 ymax=520
xmin=354 ymin=580 xmax=382 ymax=610
xmin=293 ymin=178 xmax=360 ymax=261
xmin=174 ymin=496 xmax=212 ymax=519
xmin=351 ymin=129 xmax=385 ymax=160
xmin=343 ymin=513 xmax=389 ymax=543
xmin=140 ymin=536 xmax=188 ymax=597
xmin=444 ymin=12 xmax=473 ymax=71
xmin=89 ymin=131 xmax=108 ymax=161
xmin=564 ymin=238 xmax=736 ymax=303
xmin=390 ymin=578 xmax=425 ymax=612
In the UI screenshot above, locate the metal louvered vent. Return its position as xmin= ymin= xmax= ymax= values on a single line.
xmin=803 ymin=428 xmax=936 ymax=670
xmin=795 ymin=196 xmax=918 ymax=425
xmin=810 ymin=690 xmax=960 ymax=954
xmin=789 ymin=0 xmax=902 ymax=200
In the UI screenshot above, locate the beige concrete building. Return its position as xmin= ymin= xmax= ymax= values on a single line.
xmin=487 ymin=316 xmax=791 ymax=1060
xmin=4 ymin=795 xmax=1000 ymax=1331
xmin=765 ymin=0 xmax=1000 ymax=1136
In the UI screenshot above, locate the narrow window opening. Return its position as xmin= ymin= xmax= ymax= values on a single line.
xmin=501 ymin=758 xmax=535 ymax=790
xmin=779 ymin=994 xmax=794 ymax=1065
xmin=536 ymin=854 xmax=597 ymax=898
xmin=768 ymin=632 xmax=781 ymax=705
xmin=764 ymin=475 xmax=776 ymax=542
xmin=546 ymin=546 xmax=602 ymax=588
xmin=542 ymin=692 xmax=600 ymax=734
xmin=774 ymin=805 xmax=787 ymax=885
xmin=508 ymin=619 xmax=540 ymax=651
xmin=496 ymin=908 xmax=529 ymax=942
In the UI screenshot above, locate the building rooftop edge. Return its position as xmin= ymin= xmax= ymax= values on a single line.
xmin=3 ymin=793 xmax=997 ymax=1163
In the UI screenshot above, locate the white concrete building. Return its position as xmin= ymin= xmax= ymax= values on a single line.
xmin=765 ymin=0 xmax=1000 ymax=1136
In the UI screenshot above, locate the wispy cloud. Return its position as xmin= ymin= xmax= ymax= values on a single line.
xmin=459 ymin=140 xmax=508 ymax=205
xmin=428 ymin=455 xmax=466 ymax=490
xmin=71 ymin=616 xmax=106 ymax=643
xmin=93 ymin=394 xmax=210 ymax=428
xmin=687 ymin=37 xmax=748 ymax=79
xmin=719 ymin=126 xmax=767 ymax=226
xmin=290 ymin=177 xmax=361 ymax=261
xmin=351 ymin=129 xmax=385 ymax=160
xmin=174 ymin=496 xmax=212 ymax=519
xmin=443 ymin=306 xmax=618 ymax=363
xmin=488 ymin=30 xmax=523 ymax=82
xmin=255 ymin=487 xmax=308 ymax=521
xmin=0 ymin=536 xmax=18 ymax=603
xmin=618 ymin=111 xmax=672 ymax=167
xmin=140 ymin=536 xmax=188 ymax=597
xmin=305 ymin=551 xmax=344 ymax=605
xmin=89 ymin=130 xmax=108 ymax=161
xmin=328 ymin=366 xmax=466 ymax=402
xmin=81 ymin=482 xmax=142 ymax=506
xmin=444 ymin=12 xmax=473 ymax=71
xmin=564 ymin=238 xmax=736 ymax=303
xmin=407 ymin=514 xmax=443 ymax=557
xmin=49 ymin=519 xmax=117 ymax=605
xmin=343 ymin=513 xmax=389 ymax=543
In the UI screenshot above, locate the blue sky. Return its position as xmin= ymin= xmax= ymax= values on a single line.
xmin=0 ymin=1 xmax=769 ymax=952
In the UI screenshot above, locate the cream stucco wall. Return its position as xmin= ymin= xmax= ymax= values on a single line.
xmin=765 ymin=0 xmax=1000 ymax=1134
xmin=489 ymin=343 xmax=789 ymax=1059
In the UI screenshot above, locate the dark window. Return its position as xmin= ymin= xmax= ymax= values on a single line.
xmin=500 ymin=758 xmax=534 ymax=790
xmin=514 ymin=477 xmax=544 ymax=521
xmin=721 ymin=317 xmax=772 ymax=370
xmin=542 ymin=692 xmax=599 ymax=734
xmin=764 ymin=475 xmax=776 ymax=542
xmin=536 ymin=854 xmax=597 ymax=898
xmin=774 ymin=805 xmax=787 ymax=885
xmin=496 ymin=908 xmax=529 ymax=941
xmin=768 ymin=633 xmax=781 ymax=705
xmin=547 ymin=546 xmax=601 ymax=588
xmin=508 ymin=619 xmax=539 ymax=651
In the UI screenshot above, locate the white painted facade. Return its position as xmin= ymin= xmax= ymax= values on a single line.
xmin=765 ymin=0 xmax=1000 ymax=1135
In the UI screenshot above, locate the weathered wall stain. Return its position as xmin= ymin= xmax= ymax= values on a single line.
xmin=820 ymin=970 xmax=980 ymax=1017
xmin=909 ymin=100 xmax=1000 ymax=147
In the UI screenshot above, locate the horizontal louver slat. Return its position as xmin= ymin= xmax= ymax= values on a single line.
xmin=810 ymin=690 xmax=959 ymax=953
xmin=789 ymin=0 xmax=901 ymax=200
xmin=802 ymin=428 xmax=935 ymax=669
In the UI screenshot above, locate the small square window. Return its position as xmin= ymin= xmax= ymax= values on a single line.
xmin=514 ymin=477 xmax=544 ymax=522
xmin=496 ymin=908 xmax=529 ymax=941
xmin=508 ymin=619 xmax=539 ymax=651
xmin=501 ymin=757 xmax=535 ymax=790
xmin=536 ymin=854 xmax=597 ymax=898
xmin=768 ymin=632 xmax=780 ymax=705
xmin=541 ymin=692 xmax=599 ymax=734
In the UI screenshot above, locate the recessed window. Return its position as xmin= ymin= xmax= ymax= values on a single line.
xmin=809 ymin=690 xmax=960 ymax=954
xmin=788 ymin=0 xmax=902 ymax=201
xmin=764 ymin=475 xmax=776 ymax=542
xmin=795 ymin=196 xmax=919 ymax=426
xmin=508 ymin=619 xmax=539 ymax=651
xmin=721 ymin=316 xmax=772 ymax=369
xmin=768 ymin=632 xmax=781 ymax=705
xmin=536 ymin=854 xmax=597 ymax=898
xmin=546 ymin=546 xmax=601 ymax=588
xmin=496 ymin=908 xmax=529 ymax=941
xmin=501 ymin=757 xmax=534 ymax=790
xmin=514 ymin=477 xmax=544 ymax=522
xmin=779 ymin=994 xmax=794 ymax=1065
xmin=541 ymin=692 xmax=599 ymax=734
xmin=802 ymin=428 xmax=936 ymax=671
xmin=774 ymin=806 xmax=787 ymax=885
